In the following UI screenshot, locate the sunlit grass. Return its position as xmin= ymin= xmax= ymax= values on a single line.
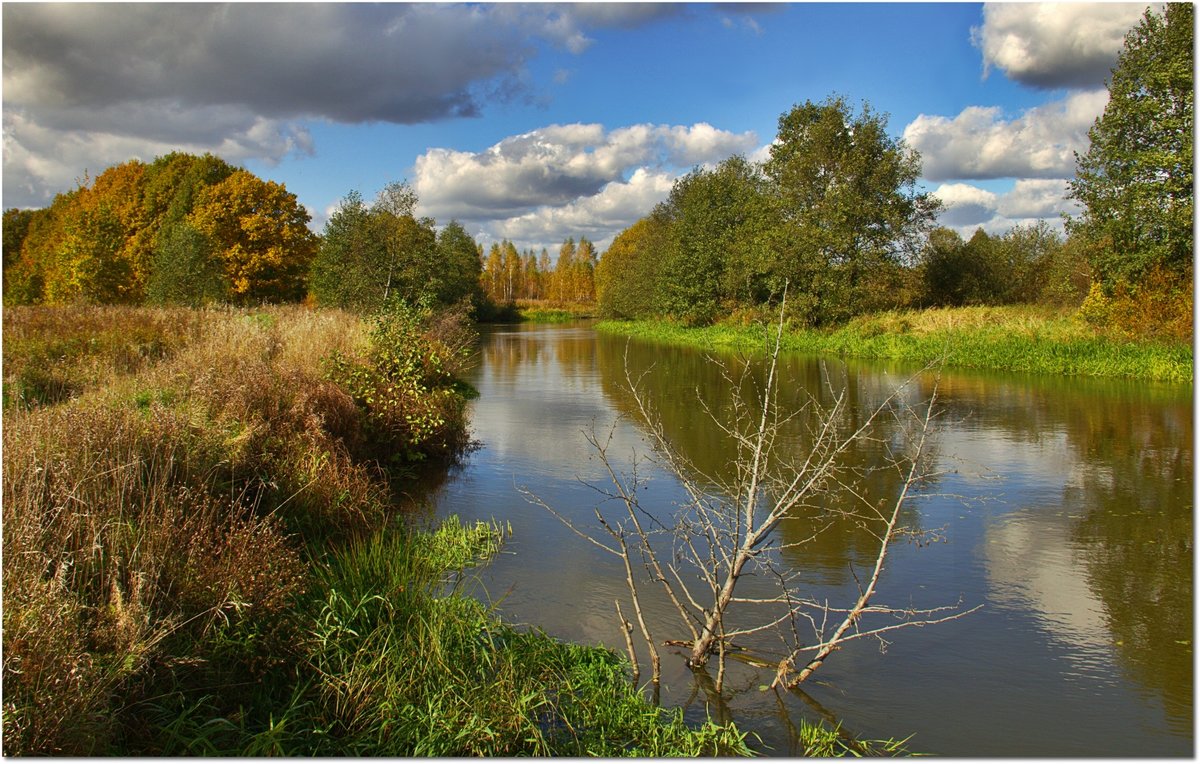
xmin=598 ymin=305 xmax=1193 ymax=383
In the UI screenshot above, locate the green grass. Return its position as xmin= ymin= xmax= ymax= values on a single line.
xmin=598 ymin=305 xmax=1193 ymax=383
xmin=111 ymin=518 xmax=751 ymax=756
xmin=516 ymin=299 xmax=596 ymax=323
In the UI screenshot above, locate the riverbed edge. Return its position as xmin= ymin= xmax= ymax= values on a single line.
xmin=595 ymin=306 xmax=1194 ymax=384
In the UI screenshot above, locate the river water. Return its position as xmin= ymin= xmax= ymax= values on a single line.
xmin=418 ymin=322 xmax=1192 ymax=756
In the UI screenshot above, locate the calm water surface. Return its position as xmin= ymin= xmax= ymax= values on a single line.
xmin=418 ymin=323 xmax=1192 ymax=756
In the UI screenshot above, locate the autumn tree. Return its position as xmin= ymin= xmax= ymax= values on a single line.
xmin=1068 ymin=3 xmax=1193 ymax=289
xmin=596 ymin=215 xmax=671 ymax=319
xmin=189 ymin=170 xmax=317 ymax=303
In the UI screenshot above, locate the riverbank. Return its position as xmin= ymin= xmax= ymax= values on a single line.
xmin=597 ymin=305 xmax=1193 ymax=383
xmin=2 ymin=304 xmax=757 ymax=756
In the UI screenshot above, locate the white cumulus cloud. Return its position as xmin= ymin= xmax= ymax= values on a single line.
xmin=489 ymin=168 xmax=677 ymax=252
xmin=973 ymin=3 xmax=1159 ymax=89
xmin=412 ymin=122 xmax=758 ymax=224
xmin=932 ymin=179 xmax=1081 ymax=236
xmin=904 ymin=90 xmax=1108 ymax=182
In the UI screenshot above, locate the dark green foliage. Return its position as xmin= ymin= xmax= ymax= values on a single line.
xmin=310 ymin=187 xmax=480 ymax=314
xmin=1068 ymin=3 xmax=1193 ymax=288
xmin=146 ymin=222 xmax=229 ymax=306
xmin=3 ymin=207 xmax=36 ymax=273
xmin=921 ymin=223 xmax=1065 ymax=307
xmin=766 ymin=95 xmax=939 ymax=324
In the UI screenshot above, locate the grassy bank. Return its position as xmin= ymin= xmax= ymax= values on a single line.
xmin=598 ymin=305 xmax=1193 ymax=383
xmin=516 ymin=299 xmax=596 ymax=323
xmin=2 ymin=303 xmax=754 ymax=756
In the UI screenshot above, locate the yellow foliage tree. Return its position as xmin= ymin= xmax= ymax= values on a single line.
xmin=187 ymin=170 xmax=317 ymax=302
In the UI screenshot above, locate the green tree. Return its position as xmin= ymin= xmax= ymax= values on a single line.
xmin=145 ymin=221 xmax=228 ymax=306
xmin=1068 ymin=3 xmax=1193 ymax=288
xmin=436 ymin=220 xmax=484 ymax=307
xmin=596 ymin=214 xmax=671 ymax=319
xmin=310 ymin=191 xmax=386 ymax=310
xmin=766 ymin=96 xmax=939 ymax=324
xmin=3 ymin=208 xmax=36 ymax=275
xmin=658 ymin=156 xmax=777 ymax=325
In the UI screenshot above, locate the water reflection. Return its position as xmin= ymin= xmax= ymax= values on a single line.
xmin=427 ymin=323 xmax=1192 ymax=755
xmin=593 ymin=336 xmax=936 ymax=587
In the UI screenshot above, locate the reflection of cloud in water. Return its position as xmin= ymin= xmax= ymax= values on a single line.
xmin=984 ymin=506 xmax=1111 ymax=656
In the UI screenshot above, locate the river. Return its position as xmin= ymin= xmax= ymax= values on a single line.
xmin=417 ymin=322 xmax=1192 ymax=756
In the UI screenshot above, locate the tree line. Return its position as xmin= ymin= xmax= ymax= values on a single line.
xmin=2 ymin=153 xmax=602 ymax=316
xmin=4 ymin=6 xmax=1189 ymax=338
xmin=596 ymin=4 xmax=1191 ymax=339
xmin=480 ymin=236 xmax=598 ymax=305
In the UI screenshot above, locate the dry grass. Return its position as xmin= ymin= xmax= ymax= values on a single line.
xmin=1 ymin=303 xmax=462 ymax=754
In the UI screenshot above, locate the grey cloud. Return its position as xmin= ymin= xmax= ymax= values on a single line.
xmin=3 ymin=4 xmax=534 ymax=126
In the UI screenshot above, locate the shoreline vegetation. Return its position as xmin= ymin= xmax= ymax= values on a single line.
xmin=4 ymin=302 xmax=907 ymax=757
xmin=597 ymin=305 xmax=1193 ymax=384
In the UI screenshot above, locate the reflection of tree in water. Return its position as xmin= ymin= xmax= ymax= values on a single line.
xmin=477 ymin=326 xmax=598 ymax=387
xmin=1062 ymin=390 xmax=1192 ymax=733
xmin=593 ymin=333 xmax=931 ymax=586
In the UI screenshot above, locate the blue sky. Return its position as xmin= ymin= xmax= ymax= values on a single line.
xmin=3 ymin=2 xmax=1156 ymax=253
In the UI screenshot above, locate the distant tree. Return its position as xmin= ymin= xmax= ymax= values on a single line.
xmin=1068 ymin=3 xmax=1193 ymax=289
xmin=145 ymin=222 xmax=228 ymax=306
xmin=766 ymin=96 xmax=939 ymax=324
xmin=436 ymin=220 xmax=484 ymax=307
xmin=920 ymin=227 xmax=997 ymax=307
xmin=551 ymin=237 xmax=577 ymax=303
xmin=991 ymin=221 xmax=1063 ymax=303
xmin=574 ymin=237 xmax=598 ymax=302
xmin=189 ymin=170 xmax=317 ymax=303
xmin=3 ymin=208 xmax=36 ymax=274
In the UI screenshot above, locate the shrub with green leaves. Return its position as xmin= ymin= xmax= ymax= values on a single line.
xmin=325 ymin=301 xmax=474 ymax=466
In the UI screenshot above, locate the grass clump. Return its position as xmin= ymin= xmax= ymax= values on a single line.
xmin=598 ymin=304 xmax=1192 ymax=383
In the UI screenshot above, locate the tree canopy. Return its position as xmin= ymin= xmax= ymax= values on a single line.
xmin=4 ymin=153 xmax=313 ymax=305
xmin=596 ymin=96 xmax=939 ymax=326
xmin=1068 ymin=3 xmax=1193 ymax=288
xmin=309 ymin=183 xmax=483 ymax=313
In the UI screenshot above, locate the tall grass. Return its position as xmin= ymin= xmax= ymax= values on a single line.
xmin=2 ymin=303 xmax=754 ymax=756
xmin=598 ymin=305 xmax=1193 ymax=383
